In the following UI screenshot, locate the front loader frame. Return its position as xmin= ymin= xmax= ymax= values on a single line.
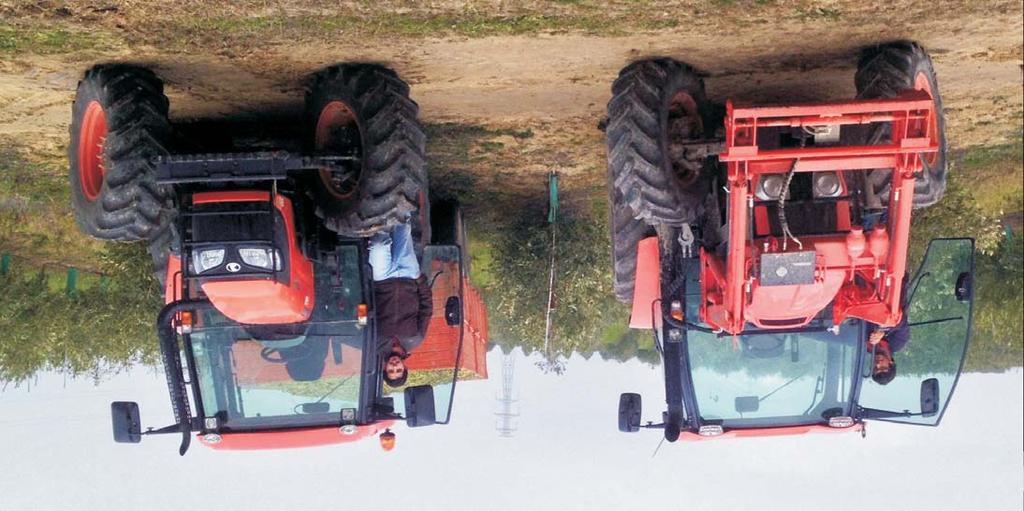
xmin=701 ymin=91 xmax=940 ymax=335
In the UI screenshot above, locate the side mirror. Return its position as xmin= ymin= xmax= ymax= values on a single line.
xmin=111 ymin=401 xmax=142 ymax=444
xmin=618 ymin=393 xmax=642 ymax=433
xmin=404 ymin=385 xmax=437 ymax=427
xmin=444 ymin=296 xmax=462 ymax=326
xmin=735 ymin=396 xmax=760 ymax=413
xmin=920 ymin=378 xmax=940 ymax=417
xmin=955 ymin=272 xmax=973 ymax=302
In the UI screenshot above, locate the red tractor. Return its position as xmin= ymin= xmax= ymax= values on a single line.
xmin=69 ymin=63 xmax=488 ymax=455
xmin=609 ymin=42 xmax=976 ymax=441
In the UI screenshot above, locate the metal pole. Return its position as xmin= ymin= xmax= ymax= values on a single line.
xmin=543 ymin=172 xmax=559 ymax=357
xmin=1 ymin=253 xmax=10 ymax=275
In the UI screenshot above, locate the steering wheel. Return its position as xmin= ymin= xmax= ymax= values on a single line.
xmin=741 ymin=336 xmax=786 ymax=359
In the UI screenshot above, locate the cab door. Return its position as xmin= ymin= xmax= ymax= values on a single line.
xmin=856 ymin=238 xmax=975 ymax=426
xmin=384 ymin=244 xmax=476 ymax=426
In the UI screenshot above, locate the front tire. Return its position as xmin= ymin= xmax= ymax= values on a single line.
xmin=307 ymin=64 xmax=427 ymax=236
xmin=856 ymin=41 xmax=948 ymax=209
xmin=606 ymin=58 xmax=709 ymax=226
xmin=69 ymin=65 xmax=173 ymax=241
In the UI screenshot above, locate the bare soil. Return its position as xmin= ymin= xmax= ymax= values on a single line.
xmin=1 ymin=1 xmax=1021 ymax=250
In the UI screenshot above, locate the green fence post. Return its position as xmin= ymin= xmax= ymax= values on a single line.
xmin=1 ymin=253 xmax=10 ymax=276
xmin=99 ymin=274 xmax=110 ymax=291
xmin=548 ymin=172 xmax=559 ymax=224
xmin=66 ymin=268 xmax=78 ymax=297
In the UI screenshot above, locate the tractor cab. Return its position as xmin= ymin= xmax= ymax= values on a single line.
xmin=619 ymin=237 xmax=975 ymax=441
xmin=112 ymin=237 xmax=478 ymax=455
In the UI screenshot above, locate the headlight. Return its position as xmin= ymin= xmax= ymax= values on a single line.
xmin=192 ymin=249 xmax=225 ymax=273
xmin=239 ymin=248 xmax=282 ymax=271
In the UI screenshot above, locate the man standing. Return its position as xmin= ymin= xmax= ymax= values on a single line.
xmin=867 ymin=304 xmax=910 ymax=385
xmin=370 ymin=221 xmax=432 ymax=388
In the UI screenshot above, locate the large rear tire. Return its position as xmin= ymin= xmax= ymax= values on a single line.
xmin=606 ymin=58 xmax=709 ymax=226
xmin=69 ymin=65 xmax=173 ymax=241
xmin=307 ymin=64 xmax=427 ymax=236
xmin=610 ymin=188 xmax=653 ymax=303
xmin=856 ymin=41 xmax=947 ymax=209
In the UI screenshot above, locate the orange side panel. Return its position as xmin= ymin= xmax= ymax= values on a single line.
xmin=404 ymin=259 xmax=490 ymax=379
xmin=678 ymin=423 xmax=861 ymax=442
xmin=836 ymin=200 xmax=851 ymax=231
xmin=192 ymin=190 xmax=270 ymax=204
xmin=754 ymin=205 xmax=770 ymax=237
xmin=200 ymin=421 xmax=393 ymax=450
xmin=165 ymin=254 xmax=182 ymax=304
xmin=629 ymin=237 xmax=661 ymax=330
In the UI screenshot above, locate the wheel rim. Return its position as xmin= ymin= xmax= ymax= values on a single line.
xmin=315 ymin=100 xmax=363 ymax=199
xmin=667 ymin=91 xmax=703 ymax=186
xmin=78 ymin=101 xmax=108 ymax=202
xmin=913 ymin=71 xmax=940 ymax=168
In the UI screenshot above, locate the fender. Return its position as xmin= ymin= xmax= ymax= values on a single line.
xmin=629 ymin=236 xmax=661 ymax=330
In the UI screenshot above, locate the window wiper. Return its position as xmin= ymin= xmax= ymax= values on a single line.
xmin=294 ymin=375 xmax=356 ymax=415
xmin=802 ymin=369 xmax=826 ymax=415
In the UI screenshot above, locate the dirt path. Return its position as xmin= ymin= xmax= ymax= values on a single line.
xmin=1 ymin=10 xmax=1021 ymax=186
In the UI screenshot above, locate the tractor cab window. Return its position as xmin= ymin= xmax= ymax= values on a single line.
xmin=856 ymin=239 xmax=975 ymax=426
xmin=686 ymin=322 xmax=860 ymax=428
xmin=382 ymin=245 xmax=474 ymax=425
xmin=187 ymin=244 xmax=368 ymax=429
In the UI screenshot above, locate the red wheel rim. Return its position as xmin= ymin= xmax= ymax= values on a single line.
xmin=913 ymin=72 xmax=940 ymax=168
xmin=78 ymin=101 xmax=108 ymax=202
xmin=315 ymin=100 xmax=362 ymax=199
xmin=668 ymin=91 xmax=703 ymax=186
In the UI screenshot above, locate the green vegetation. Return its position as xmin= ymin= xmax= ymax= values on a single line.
xmin=0 ymin=142 xmax=106 ymax=269
xmin=0 ymin=22 xmax=111 ymax=55
xmin=908 ymin=143 xmax=1024 ymax=372
xmin=0 ymin=242 xmax=160 ymax=383
xmin=129 ymin=11 xmax=682 ymax=52
xmin=425 ymin=122 xmax=659 ymax=370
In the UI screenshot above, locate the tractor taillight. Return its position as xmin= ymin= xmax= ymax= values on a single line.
xmin=670 ymin=300 xmax=684 ymax=322
xmin=357 ymin=304 xmax=368 ymax=326
xmin=178 ymin=311 xmax=193 ymax=334
xmin=379 ymin=429 xmax=396 ymax=451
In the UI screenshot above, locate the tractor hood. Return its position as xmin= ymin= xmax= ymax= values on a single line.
xmin=188 ymin=191 xmax=316 ymax=325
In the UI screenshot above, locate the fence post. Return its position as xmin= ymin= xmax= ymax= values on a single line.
xmin=547 ymin=172 xmax=559 ymax=224
xmin=1 ymin=253 xmax=10 ymax=276
xmin=66 ymin=268 xmax=78 ymax=297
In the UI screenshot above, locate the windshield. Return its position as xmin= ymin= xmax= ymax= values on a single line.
xmin=686 ymin=322 xmax=861 ymax=428
xmin=188 ymin=244 xmax=367 ymax=430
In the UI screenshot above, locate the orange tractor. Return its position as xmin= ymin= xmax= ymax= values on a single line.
xmin=609 ymin=42 xmax=976 ymax=441
xmin=69 ymin=63 xmax=487 ymax=455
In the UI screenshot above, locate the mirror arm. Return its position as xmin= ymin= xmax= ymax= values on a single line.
xmin=142 ymin=423 xmax=189 ymax=436
xmin=907 ymin=316 xmax=963 ymax=327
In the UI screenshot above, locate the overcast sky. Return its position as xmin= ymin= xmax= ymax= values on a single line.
xmin=1 ymin=348 xmax=1021 ymax=511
